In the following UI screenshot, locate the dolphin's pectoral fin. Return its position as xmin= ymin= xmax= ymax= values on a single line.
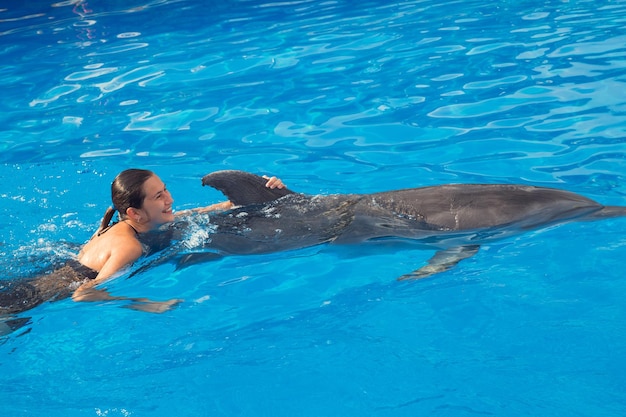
xmin=398 ymin=245 xmax=480 ymax=280
xmin=128 ymin=251 xmax=223 ymax=277
xmin=175 ymin=252 xmax=224 ymax=270
xmin=0 ymin=316 xmax=31 ymax=336
xmin=201 ymin=170 xmax=295 ymax=206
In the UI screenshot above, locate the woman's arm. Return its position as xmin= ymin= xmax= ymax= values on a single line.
xmin=176 ymin=200 xmax=234 ymax=217
xmin=72 ymin=215 xmax=187 ymax=312
xmin=177 ymin=175 xmax=286 ymax=216
xmin=72 ymin=287 xmax=182 ymax=313
xmin=72 ymin=246 xmax=182 ymax=314
xmin=72 ymin=239 xmax=143 ymax=301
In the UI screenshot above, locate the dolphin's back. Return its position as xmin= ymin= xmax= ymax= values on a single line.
xmin=199 ymin=171 xmax=623 ymax=253
xmin=367 ymin=184 xmax=604 ymax=231
xmin=206 ymin=193 xmax=359 ymax=254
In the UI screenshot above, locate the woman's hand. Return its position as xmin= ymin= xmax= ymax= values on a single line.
xmin=125 ymin=298 xmax=183 ymax=313
xmin=73 ymin=287 xmax=183 ymax=313
xmin=72 ymin=286 xmax=115 ymax=302
xmin=262 ymin=175 xmax=285 ymax=189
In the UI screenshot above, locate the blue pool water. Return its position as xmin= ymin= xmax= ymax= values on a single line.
xmin=2 ymin=0 xmax=626 ymax=415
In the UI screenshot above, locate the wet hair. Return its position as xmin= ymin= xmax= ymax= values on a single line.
xmin=97 ymin=169 xmax=155 ymax=233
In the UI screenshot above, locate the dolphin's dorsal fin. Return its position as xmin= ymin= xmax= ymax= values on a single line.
xmin=201 ymin=170 xmax=295 ymax=206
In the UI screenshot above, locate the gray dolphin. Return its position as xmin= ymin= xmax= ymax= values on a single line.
xmin=191 ymin=170 xmax=626 ymax=279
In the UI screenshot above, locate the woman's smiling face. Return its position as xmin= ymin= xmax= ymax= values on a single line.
xmin=138 ymin=174 xmax=175 ymax=228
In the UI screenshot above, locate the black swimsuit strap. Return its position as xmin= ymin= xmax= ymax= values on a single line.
xmin=124 ymin=221 xmax=140 ymax=237
xmin=65 ymin=259 xmax=99 ymax=280
xmin=97 ymin=221 xmax=140 ymax=237
xmin=96 ymin=224 xmax=113 ymax=237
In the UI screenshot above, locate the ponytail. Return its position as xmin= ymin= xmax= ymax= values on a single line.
xmin=97 ymin=207 xmax=117 ymax=235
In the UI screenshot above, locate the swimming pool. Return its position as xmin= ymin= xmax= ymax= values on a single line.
xmin=1 ymin=0 xmax=626 ymax=415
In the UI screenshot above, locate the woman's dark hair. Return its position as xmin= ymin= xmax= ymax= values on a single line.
xmin=97 ymin=169 xmax=155 ymax=233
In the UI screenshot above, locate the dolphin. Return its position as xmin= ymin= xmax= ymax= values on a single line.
xmin=184 ymin=170 xmax=626 ymax=279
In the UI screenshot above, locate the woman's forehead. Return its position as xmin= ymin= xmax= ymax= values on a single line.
xmin=143 ymin=175 xmax=165 ymax=195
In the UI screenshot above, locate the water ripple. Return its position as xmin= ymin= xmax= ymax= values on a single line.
xmin=28 ymin=84 xmax=82 ymax=107
xmin=0 ymin=0 xmax=624 ymax=194
xmin=94 ymin=65 xmax=165 ymax=93
xmin=85 ymin=41 xmax=150 ymax=57
xmin=64 ymin=66 xmax=118 ymax=82
xmin=124 ymin=107 xmax=218 ymax=131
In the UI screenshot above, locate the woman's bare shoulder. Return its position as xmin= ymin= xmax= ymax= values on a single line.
xmin=79 ymin=223 xmax=142 ymax=268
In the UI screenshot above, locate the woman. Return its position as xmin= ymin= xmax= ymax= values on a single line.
xmin=74 ymin=168 xmax=284 ymax=303
xmin=0 ymin=169 xmax=284 ymax=318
